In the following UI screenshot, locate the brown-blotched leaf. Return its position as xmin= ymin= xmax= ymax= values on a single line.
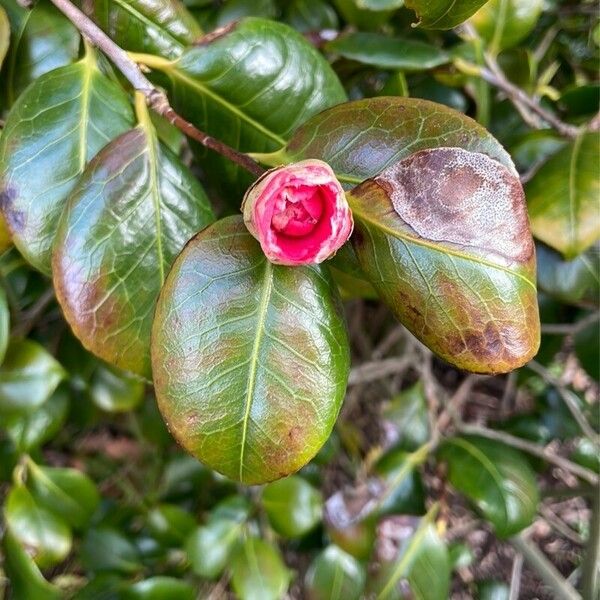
xmin=348 ymin=147 xmax=540 ymax=374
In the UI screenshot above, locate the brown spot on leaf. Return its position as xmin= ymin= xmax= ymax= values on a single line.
xmin=0 ymin=187 xmax=24 ymax=232
xmin=195 ymin=21 xmax=238 ymax=46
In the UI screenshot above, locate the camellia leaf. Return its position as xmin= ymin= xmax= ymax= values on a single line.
xmin=356 ymin=0 xmax=404 ymax=9
xmin=139 ymin=17 xmax=346 ymax=197
xmin=284 ymin=0 xmax=339 ymax=33
xmin=91 ymin=0 xmax=202 ymax=59
xmin=0 ymin=0 xmax=80 ymax=106
xmin=53 ymin=97 xmax=214 ymax=378
xmin=326 ymin=32 xmax=449 ymax=71
xmin=0 ymin=338 xmax=66 ymax=415
xmin=438 ymin=436 xmax=539 ymax=538
xmin=333 ymin=0 xmax=395 ymax=29
xmin=404 ymin=0 xmax=490 ymax=29
xmin=152 ymin=216 xmax=350 ymax=484
xmin=527 ymin=132 xmax=600 ymax=260
xmin=0 ymin=46 xmax=134 ymax=274
xmin=0 ymin=6 xmax=9 ymax=70
xmin=214 ymin=0 xmax=277 ymax=27
xmin=146 ymin=503 xmax=196 ymax=545
xmin=88 ymin=363 xmax=146 ymax=413
xmin=4 ymin=484 xmax=72 ymax=568
xmin=262 ymin=475 xmax=323 ymax=538
xmin=347 ymin=146 xmax=540 ymax=373
xmin=230 ymin=537 xmax=291 ymax=600
xmin=81 ymin=528 xmax=142 ymax=574
xmin=122 ymin=577 xmax=195 ymax=600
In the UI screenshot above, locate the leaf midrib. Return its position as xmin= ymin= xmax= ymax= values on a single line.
xmin=568 ymin=132 xmax=584 ymax=254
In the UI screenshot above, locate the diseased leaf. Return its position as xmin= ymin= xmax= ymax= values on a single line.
xmin=439 ymin=436 xmax=539 ymax=537
xmin=53 ymin=101 xmax=214 ymax=378
xmin=91 ymin=0 xmax=202 ymax=59
xmin=348 ymin=147 xmax=540 ymax=374
xmin=152 ymin=216 xmax=350 ymax=484
xmin=0 ymin=48 xmax=134 ymax=274
xmin=527 ymin=132 xmax=600 ymax=259
xmin=143 ymin=17 xmax=346 ymax=198
xmin=0 ymin=6 xmax=9 ymax=70
xmin=404 ymin=0 xmax=490 ymax=29
xmin=326 ymin=32 xmax=449 ymax=71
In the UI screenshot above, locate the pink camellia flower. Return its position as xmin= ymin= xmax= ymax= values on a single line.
xmin=242 ymin=160 xmax=353 ymax=266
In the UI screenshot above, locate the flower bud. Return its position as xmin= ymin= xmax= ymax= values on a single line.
xmin=242 ymin=160 xmax=353 ymax=266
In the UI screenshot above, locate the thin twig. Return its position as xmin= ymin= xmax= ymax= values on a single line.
xmin=457 ymin=423 xmax=599 ymax=486
xmin=539 ymin=505 xmax=584 ymax=545
xmin=541 ymin=312 xmax=600 ymax=335
xmin=47 ymin=0 xmax=265 ymax=178
xmin=12 ymin=288 xmax=55 ymax=337
xmin=582 ymin=490 xmax=600 ymax=600
xmin=348 ymin=356 xmax=413 ymax=386
xmin=508 ymin=552 xmax=523 ymax=600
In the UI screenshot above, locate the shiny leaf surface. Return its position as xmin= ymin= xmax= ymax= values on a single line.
xmin=146 ymin=503 xmax=195 ymax=545
xmin=88 ymin=363 xmax=146 ymax=412
xmin=0 ymin=50 xmax=134 ymax=274
xmin=404 ymin=0 xmax=489 ymax=29
xmin=152 ymin=216 xmax=350 ymax=484
xmin=81 ymin=528 xmax=142 ymax=574
xmin=53 ymin=109 xmax=214 ymax=378
xmin=122 ymin=577 xmax=195 ymax=600
xmin=284 ymin=0 xmax=339 ymax=32
xmin=527 ymin=132 xmax=600 ymax=259
xmin=348 ymin=147 xmax=540 ymax=373
xmin=0 ymin=6 xmax=9 ymax=70
xmin=91 ymin=0 xmax=202 ymax=59
xmin=439 ymin=436 xmax=539 ymax=537
xmin=0 ymin=284 xmax=9 ymax=364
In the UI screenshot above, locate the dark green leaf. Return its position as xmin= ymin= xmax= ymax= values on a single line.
xmin=91 ymin=0 xmax=202 ymax=59
xmin=146 ymin=503 xmax=196 ymax=545
xmin=348 ymin=146 xmax=539 ymax=373
xmin=439 ymin=436 xmax=539 ymax=537
xmin=122 ymin=577 xmax=195 ymax=600
xmin=4 ymin=484 xmax=72 ymax=567
xmin=575 ymin=319 xmax=599 ymax=381
xmin=357 ymin=0 xmax=404 ymax=9
xmin=404 ymin=0 xmax=489 ymax=29
xmin=53 ymin=104 xmax=214 ymax=378
xmin=215 ymin=0 xmax=277 ymax=26
xmin=304 ymin=545 xmax=366 ymax=600
xmin=230 ymin=536 xmax=291 ymax=600
xmin=186 ymin=518 xmax=242 ymax=579
xmin=26 ymin=459 xmax=100 ymax=529
xmin=382 ymin=381 xmax=430 ymax=450
xmin=448 ymin=542 xmax=474 ymax=569
xmin=262 ymin=475 xmax=323 ymax=538
xmin=477 ymin=581 xmax=510 ymax=600
xmin=284 ymin=0 xmax=339 ymax=32
xmin=0 ymin=5 xmax=8 ymax=70
xmin=570 ymin=438 xmax=600 ymax=473
xmin=0 ymin=338 xmax=66 ymax=414
xmin=152 ymin=216 xmax=350 ymax=484
xmin=89 ymin=363 xmax=146 ymax=412
xmin=0 ymin=284 xmax=9 ymax=363
xmin=0 ymin=48 xmax=134 ymax=274
xmin=81 ymin=528 xmax=142 ymax=574
xmin=326 ymin=33 xmax=449 ymax=71
xmin=1 ymin=528 xmax=61 ymax=600
xmin=333 ymin=0 xmax=394 ymax=29
xmin=528 ymin=133 xmax=600 ymax=259
xmin=0 ymin=0 xmax=80 ymax=106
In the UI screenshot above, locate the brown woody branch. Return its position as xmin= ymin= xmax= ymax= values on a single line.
xmin=47 ymin=0 xmax=266 ymax=178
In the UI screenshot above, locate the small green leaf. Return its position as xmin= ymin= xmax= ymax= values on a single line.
xmin=527 ymin=132 xmax=600 ymax=259
xmin=404 ymin=0 xmax=490 ymax=29
xmin=262 ymin=475 xmax=323 ymax=538
xmin=1 ymin=528 xmax=61 ymax=600
xmin=439 ymin=436 xmax=539 ymax=537
xmin=348 ymin=147 xmax=540 ymax=374
xmin=81 ymin=527 xmax=142 ymax=574
xmin=89 ymin=363 xmax=146 ymax=412
xmin=146 ymin=504 xmax=196 ymax=545
xmin=284 ymin=0 xmax=338 ymax=32
xmin=304 ymin=545 xmax=366 ymax=600
xmin=571 ymin=438 xmax=600 ymax=473
xmin=91 ymin=0 xmax=202 ymax=59
xmin=122 ymin=576 xmax=195 ymax=600
xmin=53 ymin=101 xmax=214 ymax=378
xmin=185 ymin=518 xmax=242 ymax=579
xmin=382 ymin=381 xmax=430 ymax=450
xmin=333 ymin=0 xmax=394 ymax=29
xmin=0 ymin=338 xmax=66 ymax=414
xmin=26 ymin=460 xmax=100 ymax=529
xmin=0 ymin=6 xmax=9 ymax=70
xmin=4 ymin=484 xmax=72 ymax=567
xmin=0 ymin=49 xmax=134 ymax=274
xmin=356 ymin=0 xmax=404 ymax=9
xmin=152 ymin=216 xmax=350 ymax=484
xmin=326 ymin=33 xmax=449 ymax=71
xmin=230 ymin=537 xmax=291 ymax=600
xmin=0 ymin=284 xmax=10 ymax=363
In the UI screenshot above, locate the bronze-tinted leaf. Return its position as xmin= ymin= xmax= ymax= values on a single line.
xmin=348 ymin=147 xmax=540 ymax=374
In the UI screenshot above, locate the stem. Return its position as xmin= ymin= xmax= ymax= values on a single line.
xmin=510 ymin=533 xmax=582 ymax=600
xmin=47 ymin=0 xmax=265 ymax=178
xmin=508 ymin=552 xmax=523 ymax=600
xmin=582 ymin=489 xmax=600 ymax=600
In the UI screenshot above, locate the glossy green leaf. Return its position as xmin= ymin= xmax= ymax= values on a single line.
xmin=357 ymin=0 xmax=404 ymax=9
xmin=91 ymin=0 xmax=202 ymax=59
xmin=143 ymin=17 xmax=345 ymax=198
xmin=0 ymin=0 xmax=80 ymax=106
xmin=147 ymin=503 xmax=195 ymax=545
xmin=230 ymin=537 xmax=291 ymax=600
xmin=348 ymin=146 xmax=540 ymax=374
xmin=326 ymin=33 xmax=449 ymax=71
xmin=4 ymin=484 xmax=72 ymax=567
xmin=186 ymin=518 xmax=242 ymax=579
xmin=152 ymin=216 xmax=350 ymax=484
xmin=469 ymin=0 xmax=543 ymax=52
xmin=89 ymin=363 xmax=146 ymax=412
xmin=0 ymin=284 xmax=9 ymax=363
xmin=262 ymin=475 xmax=323 ymax=538
xmin=571 ymin=438 xmax=600 ymax=473
xmin=333 ymin=0 xmax=394 ymax=28
xmin=0 ymin=49 xmax=134 ymax=274
xmin=527 ymin=132 xmax=600 ymax=259
xmin=215 ymin=0 xmax=277 ymax=26
xmin=382 ymin=381 xmax=430 ymax=450
xmin=439 ymin=436 xmax=539 ymax=537
xmin=304 ymin=545 xmax=366 ymax=600
xmin=4 ymin=386 xmax=69 ymax=452
xmin=53 ymin=105 xmax=214 ymax=378
xmin=0 ymin=6 xmax=9 ymax=70
xmin=536 ymin=242 xmax=599 ymax=307
xmin=26 ymin=460 xmax=100 ymax=529
xmin=284 ymin=0 xmax=339 ymax=32
xmin=0 ymin=338 xmax=66 ymax=414
xmin=81 ymin=527 xmax=142 ymax=574
xmin=404 ymin=0 xmax=489 ymax=29
xmin=1 ymin=528 xmax=61 ymax=600
xmin=123 ymin=577 xmax=195 ymax=600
